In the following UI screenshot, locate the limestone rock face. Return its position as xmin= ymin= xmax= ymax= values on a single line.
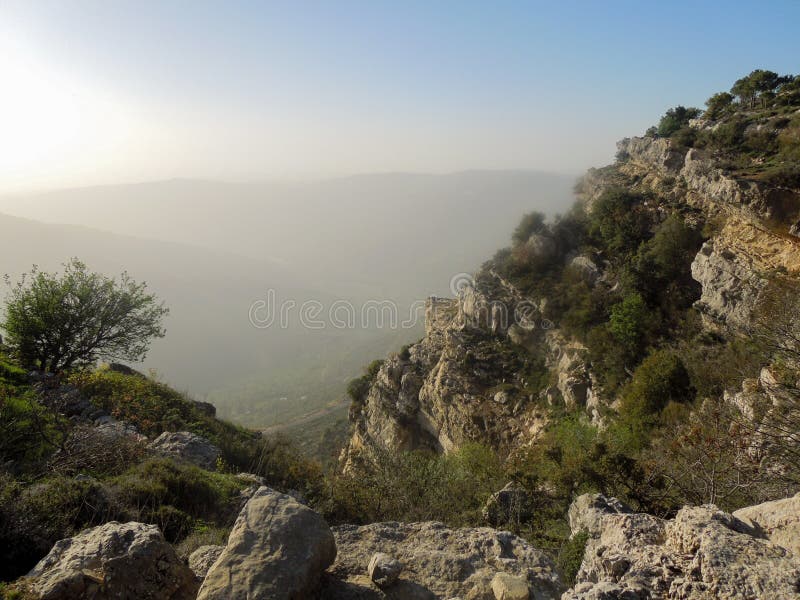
xmin=492 ymin=573 xmax=530 ymax=600
xmin=733 ymin=492 xmax=800 ymax=555
xmin=617 ymin=136 xmax=684 ymax=176
xmin=27 ymin=521 xmax=196 ymax=600
xmin=567 ymin=494 xmax=632 ymax=538
xmin=690 ymin=237 xmax=766 ymax=329
xmin=324 ymin=521 xmax=561 ymax=600
xmin=197 ymin=486 xmax=337 ymax=600
xmin=148 ymin=431 xmax=220 ymax=470
xmin=563 ymin=494 xmax=800 ymax=600
xmin=342 ymin=268 xmax=604 ymax=466
xmin=188 ymin=545 xmax=224 ymax=579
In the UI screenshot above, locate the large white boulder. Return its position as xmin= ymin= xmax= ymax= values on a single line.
xmin=197 ymin=486 xmax=336 ymax=600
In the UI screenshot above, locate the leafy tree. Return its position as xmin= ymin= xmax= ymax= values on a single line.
xmin=645 ymin=399 xmax=763 ymax=510
xmin=618 ymin=349 xmax=693 ymax=420
xmin=512 ymin=212 xmax=547 ymax=245
xmin=588 ymin=188 xmax=650 ymax=257
xmin=731 ymin=70 xmax=790 ymax=108
xmin=608 ymin=292 xmax=650 ymax=357
xmin=657 ymin=106 xmax=701 ymax=137
xmin=704 ymin=92 xmax=734 ymax=119
xmin=2 ymin=259 xmax=168 ymax=372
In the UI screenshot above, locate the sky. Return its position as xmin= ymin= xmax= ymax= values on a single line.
xmin=1 ymin=0 xmax=799 ymax=193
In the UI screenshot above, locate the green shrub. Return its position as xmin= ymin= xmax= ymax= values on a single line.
xmin=512 ymin=212 xmax=547 ymax=245
xmin=619 ymin=349 xmax=693 ymax=420
xmin=325 ymin=443 xmax=505 ymax=527
xmin=0 ymin=392 xmax=64 ymax=474
xmin=588 ymin=188 xmax=650 ymax=258
xmin=557 ymin=530 xmax=589 ymax=586
xmin=657 ymin=106 xmax=701 ymax=137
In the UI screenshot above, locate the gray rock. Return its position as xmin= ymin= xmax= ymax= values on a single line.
xmin=188 ymin=545 xmax=224 ymax=579
xmin=197 ymin=486 xmax=336 ymax=600
xmin=325 ymin=521 xmax=561 ymax=600
xmin=567 ymin=493 xmax=632 ymax=538
xmin=27 ymin=521 xmax=196 ymax=600
xmin=690 ymin=237 xmax=766 ymax=329
xmin=491 ymin=572 xmax=529 ymax=599
xmin=563 ymin=494 xmax=800 ymax=600
xmin=733 ymin=492 xmax=800 ymax=555
xmin=367 ymin=552 xmax=403 ymax=588
xmin=148 ymin=431 xmax=220 ymax=469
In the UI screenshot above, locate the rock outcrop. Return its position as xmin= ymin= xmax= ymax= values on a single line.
xmin=148 ymin=431 xmax=220 ymax=470
xmin=27 ymin=521 xmax=196 ymax=600
xmin=323 ymin=521 xmax=562 ymax=600
xmin=197 ymin=486 xmax=337 ymax=600
xmin=563 ymin=493 xmax=800 ymax=599
xmin=733 ymin=492 xmax=800 ymax=556
xmin=367 ymin=552 xmax=404 ymax=588
xmin=188 ymin=545 xmax=224 ymax=580
xmin=343 ymin=268 xmax=602 ymax=464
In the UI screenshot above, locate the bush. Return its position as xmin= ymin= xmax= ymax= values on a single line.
xmin=557 ymin=530 xmax=589 ymax=586
xmin=657 ymin=106 xmax=701 ymax=138
xmin=618 ymin=350 xmax=694 ymax=426
xmin=324 ymin=443 xmax=505 ymax=526
xmin=512 ymin=212 xmax=547 ymax=245
xmin=588 ymin=188 xmax=650 ymax=258
xmin=0 ymin=392 xmax=64 ymax=474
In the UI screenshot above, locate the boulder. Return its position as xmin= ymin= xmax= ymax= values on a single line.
xmin=367 ymin=552 xmax=403 ymax=588
xmin=491 ymin=573 xmax=529 ymax=600
xmin=27 ymin=521 xmax=196 ymax=600
xmin=188 ymin=545 xmax=224 ymax=579
xmin=197 ymin=486 xmax=336 ymax=600
xmin=148 ymin=431 xmax=220 ymax=469
xmin=733 ymin=492 xmax=800 ymax=555
xmin=567 ymin=493 xmax=631 ymax=538
xmin=563 ymin=494 xmax=800 ymax=600
xmin=323 ymin=521 xmax=561 ymax=600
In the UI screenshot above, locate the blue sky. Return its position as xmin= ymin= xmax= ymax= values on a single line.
xmin=1 ymin=1 xmax=798 ymax=191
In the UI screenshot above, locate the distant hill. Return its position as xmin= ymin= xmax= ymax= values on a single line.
xmin=0 ymin=171 xmax=576 ymax=303
xmin=0 ymin=171 xmax=575 ymax=428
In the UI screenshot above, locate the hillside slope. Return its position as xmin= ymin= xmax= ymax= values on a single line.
xmin=342 ymin=74 xmax=800 ymax=517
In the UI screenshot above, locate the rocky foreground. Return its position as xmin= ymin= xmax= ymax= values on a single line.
xmin=18 ymin=484 xmax=800 ymax=599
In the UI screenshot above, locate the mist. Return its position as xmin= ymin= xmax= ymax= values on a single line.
xmin=0 ymin=171 xmax=574 ymax=427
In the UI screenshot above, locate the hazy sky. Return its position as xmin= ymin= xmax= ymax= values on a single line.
xmin=1 ymin=1 xmax=799 ymax=192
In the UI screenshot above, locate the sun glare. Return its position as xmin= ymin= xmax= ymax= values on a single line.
xmin=0 ymin=35 xmax=142 ymax=190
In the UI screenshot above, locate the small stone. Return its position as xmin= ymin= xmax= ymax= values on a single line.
xmin=368 ymin=552 xmax=403 ymax=588
xmin=491 ymin=572 xmax=529 ymax=600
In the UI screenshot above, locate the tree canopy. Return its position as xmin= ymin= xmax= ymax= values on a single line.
xmin=2 ymin=258 xmax=168 ymax=372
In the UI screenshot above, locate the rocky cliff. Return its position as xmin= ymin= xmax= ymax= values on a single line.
xmin=343 ymin=106 xmax=800 ymax=465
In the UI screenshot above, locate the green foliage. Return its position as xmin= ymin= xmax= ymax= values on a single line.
xmin=325 ymin=443 xmax=505 ymax=526
xmin=608 ymin=292 xmax=649 ymax=355
xmin=0 ymin=391 xmax=64 ymax=474
xmin=2 ymin=259 xmax=168 ymax=372
xmin=0 ymin=357 xmax=27 ymax=386
xmin=588 ymin=188 xmax=650 ymax=258
xmin=557 ymin=531 xmax=589 ymax=586
xmin=71 ymin=368 xmax=323 ymax=494
xmin=346 ymin=359 xmax=383 ymax=404
xmin=656 ymin=106 xmax=701 ymax=138
xmin=512 ymin=212 xmax=547 ymax=245
xmin=705 ymin=92 xmax=734 ymax=119
xmin=618 ymin=349 xmax=693 ymax=429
